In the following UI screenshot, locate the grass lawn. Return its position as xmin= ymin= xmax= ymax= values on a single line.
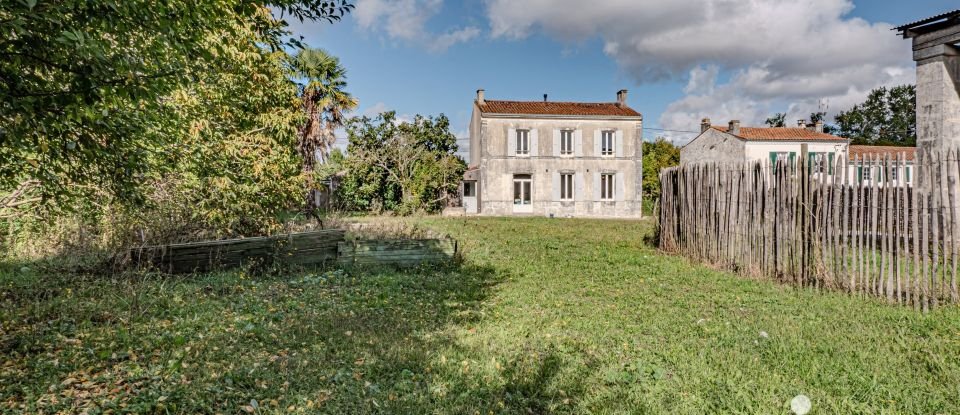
xmin=2 ymin=217 xmax=960 ymax=414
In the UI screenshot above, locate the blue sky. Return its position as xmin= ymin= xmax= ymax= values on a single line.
xmin=285 ymin=0 xmax=957 ymax=160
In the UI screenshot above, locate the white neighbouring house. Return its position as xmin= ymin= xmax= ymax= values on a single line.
xmin=462 ymin=89 xmax=643 ymax=217
xmin=680 ymin=118 xmax=917 ymax=187
xmin=681 ymin=119 xmax=849 ymax=172
xmin=847 ymin=145 xmax=917 ymax=187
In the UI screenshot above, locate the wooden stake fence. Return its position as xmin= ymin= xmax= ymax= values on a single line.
xmin=658 ymin=150 xmax=959 ymax=309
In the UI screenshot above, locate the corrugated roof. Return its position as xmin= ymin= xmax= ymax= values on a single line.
xmin=894 ymin=9 xmax=960 ymax=31
xmin=479 ymin=100 xmax=641 ymax=117
xmin=712 ymin=126 xmax=846 ymax=141
xmin=848 ymin=145 xmax=916 ymax=161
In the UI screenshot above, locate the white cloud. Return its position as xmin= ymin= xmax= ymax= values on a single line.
xmin=485 ymin=0 xmax=915 ymax=143
xmin=355 ymin=0 xmax=480 ymax=52
xmin=361 ymin=101 xmax=389 ymax=117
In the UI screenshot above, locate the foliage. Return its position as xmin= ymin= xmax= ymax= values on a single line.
xmin=337 ymin=112 xmax=466 ymax=214
xmin=642 ymin=138 xmax=680 ymax=200
xmin=291 ymin=48 xmax=358 ymax=215
xmin=765 ymin=113 xmax=786 ymax=127
xmin=834 ymin=85 xmax=916 ymax=146
xmin=0 ymin=0 xmax=352 ymax=218
xmin=4 ymin=217 xmax=960 ymax=413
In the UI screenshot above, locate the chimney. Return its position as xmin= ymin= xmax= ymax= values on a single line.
xmin=797 ymin=119 xmax=806 ymax=128
xmin=476 ymin=89 xmax=485 ymax=105
xmin=616 ymin=89 xmax=628 ymax=106
xmin=701 ymin=118 xmax=711 ymax=133
xmin=728 ymin=120 xmax=741 ymax=135
xmin=544 ymin=94 xmax=548 ymax=102
xmin=814 ymin=120 xmax=824 ymax=133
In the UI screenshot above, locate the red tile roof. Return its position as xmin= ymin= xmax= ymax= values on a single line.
xmin=479 ymin=100 xmax=641 ymax=117
xmin=848 ymin=145 xmax=916 ymax=161
xmin=712 ymin=126 xmax=845 ymax=141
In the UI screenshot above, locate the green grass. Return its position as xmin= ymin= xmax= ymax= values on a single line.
xmin=2 ymin=217 xmax=960 ymax=414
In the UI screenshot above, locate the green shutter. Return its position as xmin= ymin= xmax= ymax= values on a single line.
xmin=857 ymin=166 xmax=863 ymax=182
xmin=769 ymin=152 xmax=778 ymax=167
xmin=906 ymin=166 xmax=911 ymax=182
xmin=828 ymin=152 xmax=835 ymax=175
xmin=789 ymin=152 xmax=796 ymax=167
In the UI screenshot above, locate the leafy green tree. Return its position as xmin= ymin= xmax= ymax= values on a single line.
xmin=0 ymin=0 xmax=353 ymax=218
xmin=291 ymin=48 xmax=358 ymax=216
xmin=765 ymin=113 xmax=787 ymax=127
xmin=834 ymin=85 xmax=916 ymax=146
xmin=642 ymin=138 xmax=680 ymax=200
xmin=338 ymin=112 xmax=466 ymax=214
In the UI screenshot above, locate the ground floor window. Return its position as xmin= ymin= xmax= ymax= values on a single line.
xmin=463 ymin=182 xmax=475 ymax=197
xmin=560 ymin=173 xmax=574 ymax=200
xmin=513 ymin=175 xmax=532 ymax=207
xmin=600 ymin=173 xmax=615 ymax=201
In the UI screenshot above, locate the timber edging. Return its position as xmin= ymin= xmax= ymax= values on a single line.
xmin=129 ymin=230 xmax=457 ymax=274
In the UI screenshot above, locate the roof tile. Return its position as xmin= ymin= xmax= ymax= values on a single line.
xmin=712 ymin=126 xmax=845 ymax=141
xmin=848 ymin=145 xmax=916 ymax=161
xmin=479 ymin=100 xmax=641 ymax=117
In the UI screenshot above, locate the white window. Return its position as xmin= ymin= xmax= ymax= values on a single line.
xmin=515 ymin=130 xmax=529 ymax=156
xmin=560 ymin=173 xmax=574 ymax=200
xmin=601 ymin=131 xmax=615 ymax=156
xmin=600 ymin=173 xmax=615 ymax=200
xmin=890 ymin=167 xmax=898 ymax=182
xmin=513 ymin=175 xmax=532 ymax=205
xmin=862 ymin=166 xmax=872 ymax=182
xmin=560 ymin=130 xmax=574 ymax=156
xmin=775 ymin=152 xmax=790 ymax=162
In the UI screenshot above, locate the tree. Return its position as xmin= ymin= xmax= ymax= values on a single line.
xmin=834 ymin=85 xmax=916 ymax=146
xmin=0 ymin=0 xmax=353 ymax=218
xmin=339 ymin=112 xmax=466 ymax=214
xmin=291 ymin=48 xmax=358 ymax=216
xmin=765 ymin=113 xmax=787 ymax=127
xmin=642 ymin=138 xmax=680 ymax=200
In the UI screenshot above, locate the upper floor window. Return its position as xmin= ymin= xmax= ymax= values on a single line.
xmin=600 ymin=173 xmax=615 ymax=200
xmin=515 ymin=129 xmax=529 ymax=156
xmin=601 ymin=131 xmax=615 ymax=156
xmin=560 ymin=130 xmax=574 ymax=156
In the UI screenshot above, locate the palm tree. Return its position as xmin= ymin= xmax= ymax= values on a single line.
xmin=291 ymin=48 xmax=358 ymax=215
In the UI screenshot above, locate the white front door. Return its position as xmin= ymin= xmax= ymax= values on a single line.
xmin=463 ymin=181 xmax=478 ymax=214
xmin=513 ymin=175 xmax=532 ymax=213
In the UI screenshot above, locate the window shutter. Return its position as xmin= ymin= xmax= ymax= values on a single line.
xmin=828 ymin=152 xmax=835 ymax=175
xmin=615 ymin=172 xmax=625 ymax=202
xmin=552 ymin=129 xmax=560 ymax=157
xmin=508 ymin=128 xmax=516 ymax=157
xmin=594 ymin=129 xmax=601 ymax=157
xmin=530 ymin=128 xmax=539 ymax=156
xmin=789 ymin=152 xmax=796 ymax=166
xmin=857 ymin=166 xmax=863 ymax=182
xmin=593 ymin=172 xmax=602 ymax=201
xmin=552 ymin=172 xmax=561 ymax=201
xmin=906 ymin=166 xmax=911 ymax=182
xmin=574 ymin=130 xmax=583 ymax=157
xmin=575 ymin=172 xmax=584 ymax=201
xmin=769 ymin=152 xmax=777 ymax=167
xmin=615 ymin=130 xmax=624 ymax=158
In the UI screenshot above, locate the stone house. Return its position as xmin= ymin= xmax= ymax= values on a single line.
xmin=462 ymin=89 xmax=643 ymax=217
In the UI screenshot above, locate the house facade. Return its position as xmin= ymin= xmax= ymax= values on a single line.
xmin=462 ymin=89 xmax=643 ymax=217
